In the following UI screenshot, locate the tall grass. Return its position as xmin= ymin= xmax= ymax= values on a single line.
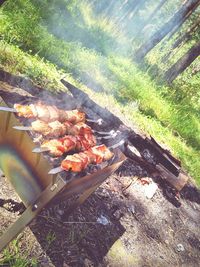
xmin=0 ymin=41 xmax=65 ymax=91
xmin=107 ymin=56 xmax=200 ymax=150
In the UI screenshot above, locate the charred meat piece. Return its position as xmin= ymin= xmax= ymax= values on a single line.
xmin=61 ymin=144 xmax=114 ymax=172
xmin=14 ymin=102 xmax=85 ymax=123
xmin=41 ymin=134 xmax=96 ymax=156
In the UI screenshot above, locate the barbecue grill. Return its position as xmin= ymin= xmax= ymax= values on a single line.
xmin=0 ymin=89 xmax=126 ymax=251
xmin=0 ymin=74 xmax=189 ymax=251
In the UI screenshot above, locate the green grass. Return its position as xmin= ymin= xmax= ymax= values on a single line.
xmin=0 ymin=239 xmax=37 ymax=267
xmin=106 ymin=56 xmax=200 ymax=150
xmin=0 ymin=40 xmax=65 ymax=91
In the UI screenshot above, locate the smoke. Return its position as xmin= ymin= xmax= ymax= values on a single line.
xmin=28 ymin=0 xmax=185 ymax=94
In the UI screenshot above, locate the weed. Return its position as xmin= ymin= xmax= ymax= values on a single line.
xmin=46 ymin=230 xmax=56 ymax=246
xmin=0 ymin=239 xmax=37 ymax=267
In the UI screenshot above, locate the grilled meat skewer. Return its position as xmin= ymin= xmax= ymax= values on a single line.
xmin=0 ymin=105 xmax=106 ymax=125
xmin=49 ymin=140 xmax=125 ymax=174
xmin=14 ymin=120 xmax=96 ymax=139
xmin=52 ymin=144 xmax=114 ymax=173
xmin=11 ymin=102 xmax=85 ymax=123
xmin=34 ymin=134 xmax=96 ymax=157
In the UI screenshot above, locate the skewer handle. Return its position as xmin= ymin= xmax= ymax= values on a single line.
xmin=13 ymin=126 xmax=32 ymax=131
xmin=32 ymin=147 xmax=50 ymax=153
xmin=48 ymin=167 xmax=63 ymax=175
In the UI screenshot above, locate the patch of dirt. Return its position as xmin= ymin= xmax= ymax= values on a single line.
xmin=1 ymin=159 xmax=200 ymax=267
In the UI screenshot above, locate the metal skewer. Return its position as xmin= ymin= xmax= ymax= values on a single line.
xmin=96 ymin=132 xmax=117 ymax=140
xmin=33 ymin=136 xmax=117 ymax=154
xmin=93 ymin=129 xmax=115 ymax=135
xmin=0 ymin=107 xmax=103 ymax=126
xmin=49 ymin=166 xmax=63 ymax=175
xmin=32 ymin=131 xmax=118 ymax=154
xmin=13 ymin=126 xmax=32 ymax=131
xmin=0 ymin=107 xmax=17 ymax=113
xmin=32 ymin=147 xmax=50 ymax=153
xmin=127 ymin=144 xmax=141 ymax=157
xmin=13 ymin=125 xmax=118 ymax=140
xmin=48 ymin=139 xmax=125 ymax=175
xmin=86 ymin=118 xmax=103 ymax=125
xmin=0 ymin=107 xmax=106 ymax=129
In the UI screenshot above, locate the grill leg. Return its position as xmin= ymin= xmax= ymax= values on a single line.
xmin=62 ymin=182 xmax=102 ymax=218
xmin=0 ymin=177 xmax=66 ymax=252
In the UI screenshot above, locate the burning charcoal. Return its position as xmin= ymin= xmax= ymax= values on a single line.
xmin=142 ymin=149 xmax=156 ymax=164
xmin=116 ymin=159 xmax=148 ymax=177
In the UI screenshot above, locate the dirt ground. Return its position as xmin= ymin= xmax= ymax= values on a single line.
xmin=0 ymin=78 xmax=200 ymax=267
xmin=1 ymin=159 xmax=200 ymax=267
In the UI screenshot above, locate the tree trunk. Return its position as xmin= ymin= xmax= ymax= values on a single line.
xmin=138 ymin=0 xmax=168 ymax=34
xmin=116 ymin=0 xmax=140 ymax=24
xmin=164 ymin=6 xmax=198 ymax=42
xmin=172 ymin=15 xmax=200 ymax=49
xmin=134 ymin=0 xmax=200 ymax=62
xmin=161 ymin=16 xmax=199 ymax=63
xmin=164 ymin=41 xmax=200 ymax=83
xmin=128 ymin=0 xmax=147 ymax=20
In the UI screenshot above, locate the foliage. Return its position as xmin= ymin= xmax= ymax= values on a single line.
xmin=0 ymin=239 xmax=37 ymax=267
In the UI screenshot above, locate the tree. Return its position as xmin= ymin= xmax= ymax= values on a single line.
xmin=172 ymin=15 xmax=200 ymax=50
xmin=136 ymin=0 xmax=168 ymax=35
xmin=128 ymin=0 xmax=147 ymax=18
xmin=161 ymin=14 xmax=200 ymax=63
xmin=164 ymin=41 xmax=200 ymax=83
xmin=114 ymin=0 xmax=142 ymax=24
xmin=164 ymin=6 xmax=199 ymax=42
xmin=134 ymin=0 xmax=200 ymax=62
